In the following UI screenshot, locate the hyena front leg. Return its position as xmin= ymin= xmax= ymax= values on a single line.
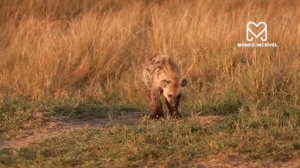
xmin=165 ymin=98 xmax=182 ymax=119
xmin=172 ymin=105 xmax=182 ymax=119
xmin=149 ymin=89 xmax=164 ymax=119
xmin=165 ymin=99 xmax=174 ymax=116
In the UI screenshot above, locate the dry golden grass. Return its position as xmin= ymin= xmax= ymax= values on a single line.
xmin=0 ymin=0 xmax=299 ymax=111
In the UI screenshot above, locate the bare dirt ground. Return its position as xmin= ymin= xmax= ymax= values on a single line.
xmin=198 ymin=160 xmax=300 ymax=168
xmin=196 ymin=154 xmax=300 ymax=168
xmin=0 ymin=112 xmax=142 ymax=149
xmin=0 ymin=114 xmax=223 ymax=150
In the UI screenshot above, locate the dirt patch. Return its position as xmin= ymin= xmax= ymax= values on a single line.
xmin=0 ymin=112 xmax=142 ymax=149
xmin=0 ymin=114 xmax=224 ymax=150
xmin=197 ymin=161 xmax=300 ymax=168
xmin=198 ymin=158 xmax=300 ymax=168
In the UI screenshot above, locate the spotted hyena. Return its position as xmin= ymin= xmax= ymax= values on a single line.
xmin=142 ymin=55 xmax=188 ymax=119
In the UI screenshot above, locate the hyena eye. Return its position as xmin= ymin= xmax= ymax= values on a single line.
xmin=167 ymin=94 xmax=172 ymax=98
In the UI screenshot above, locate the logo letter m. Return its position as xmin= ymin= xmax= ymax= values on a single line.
xmin=246 ymin=21 xmax=267 ymax=42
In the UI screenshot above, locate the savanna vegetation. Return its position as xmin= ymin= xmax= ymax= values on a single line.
xmin=0 ymin=0 xmax=300 ymax=167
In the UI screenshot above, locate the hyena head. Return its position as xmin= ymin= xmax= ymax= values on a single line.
xmin=160 ymin=78 xmax=188 ymax=107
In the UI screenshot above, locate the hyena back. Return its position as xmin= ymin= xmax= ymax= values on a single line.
xmin=142 ymin=55 xmax=187 ymax=119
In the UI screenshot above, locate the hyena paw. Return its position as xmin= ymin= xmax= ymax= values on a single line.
xmin=173 ymin=113 xmax=182 ymax=119
xmin=149 ymin=113 xmax=164 ymax=119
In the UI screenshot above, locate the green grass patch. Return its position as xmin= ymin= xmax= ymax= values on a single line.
xmin=1 ymin=114 xmax=299 ymax=167
xmin=196 ymin=91 xmax=242 ymax=116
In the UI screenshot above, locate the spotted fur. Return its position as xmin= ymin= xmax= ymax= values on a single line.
xmin=142 ymin=55 xmax=187 ymax=119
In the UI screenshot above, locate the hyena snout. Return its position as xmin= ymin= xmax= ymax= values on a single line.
xmin=165 ymin=94 xmax=181 ymax=108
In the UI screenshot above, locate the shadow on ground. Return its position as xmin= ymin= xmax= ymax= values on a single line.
xmin=0 ymin=101 xmax=226 ymax=150
xmin=0 ymin=102 xmax=144 ymax=149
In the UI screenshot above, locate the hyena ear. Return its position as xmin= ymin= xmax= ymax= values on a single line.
xmin=160 ymin=80 xmax=169 ymax=88
xmin=180 ymin=78 xmax=188 ymax=87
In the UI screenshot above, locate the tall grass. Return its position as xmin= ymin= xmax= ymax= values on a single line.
xmin=0 ymin=0 xmax=299 ymax=113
